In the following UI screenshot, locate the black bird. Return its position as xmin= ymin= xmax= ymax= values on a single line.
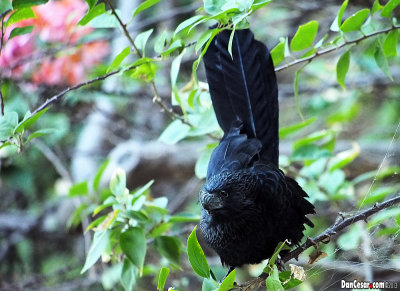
xmin=199 ymin=28 xmax=315 ymax=269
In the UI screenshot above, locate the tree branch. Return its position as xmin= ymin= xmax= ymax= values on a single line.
xmin=235 ymin=195 xmax=400 ymax=290
xmin=275 ymin=25 xmax=400 ymax=72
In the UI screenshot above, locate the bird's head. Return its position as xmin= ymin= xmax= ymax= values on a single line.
xmin=199 ymin=171 xmax=256 ymax=217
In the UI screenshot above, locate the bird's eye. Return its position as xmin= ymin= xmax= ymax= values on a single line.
xmin=220 ymin=190 xmax=228 ymax=197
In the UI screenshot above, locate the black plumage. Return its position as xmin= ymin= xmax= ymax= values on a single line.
xmin=199 ymin=28 xmax=315 ymax=268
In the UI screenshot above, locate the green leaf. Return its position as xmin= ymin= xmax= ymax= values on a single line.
xmin=218 ymin=269 xmax=235 ymax=291
xmin=81 ymin=230 xmax=110 ymax=273
xmin=107 ymin=46 xmax=130 ymax=73
xmin=88 ymin=10 xmax=120 ymax=28
xmin=374 ymin=41 xmax=393 ymax=80
xmin=15 ymin=107 xmax=49 ymax=134
xmin=293 ymin=68 xmax=305 ymax=120
xmin=0 ymin=111 xmax=18 ymax=140
xmin=134 ymin=29 xmax=153 ymax=57
xmin=12 ymin=0 xmax=48 ymax=9
xmin=340 ymin=9 xmax=370 ymax=32
xmin=93 ymin=159 xmax=110 ymax=191
xmin=372 ymin=0 xmax=384 ymax=14
xmin=336 ymin=50 xmax=350 ymax=88
xmin=332 ymin=0 xmax=349 ymax=31
xmin=149 ymin=223 xmax=172 ymax=238
xmin=168 ymin=213 xmax=200 ymax=223
xmin=291 ymin=144 xmax=333 ymax=162
xmin=187 ymin=226 xmax=210 ymax=278
xmin=202 ymin=278 xmax=219 ymax=291
xmin=279 ymin=118 xmax=316 ymax=139
xmin=159 ymin=120 xmax=190 ymax=145
xmin=120 ymin=227 xmax=147 ymax=274
xmin=26 ymin=128 xmax=54 ymax=143
xmin=154 ymin=236 xmax=181 ymax=266
xmin=154 ymin=30 xmax=168 ymax=54
xmin=84 ymin=0 xmax=98 ymax=10
xmin=174 ymin=15 xmax=204 ymax=35
xmin=69 ymin=181 xmax=89 ymax=197
xmin=271 ymin=39 xmax=285 ymax=66
xmin=78 ymin=2 xmax=105 ymax=25
xmin=120 ymin=259 xmax=138 ymax=291
xmin=132 ymin=0 xmax=161 ymax=18
xmin=383 ymin=30 xmax=398 ymax=57
xmin=381 ymin=0 xmax=400 ymax=18
xmin=0 ymin=0 xmax=12 ymax=15
xmin=266 ymin=266 xmax=284 ymax=291
xmin=196 ymin=29 xmax=214 ymax=52
xmin=290 ymin=20 xmax=319 ymax=51
xmin=195 ymin=144 xmax=216 ymax=179
xmin=93 ymin=202 xmax=115 ymax=216
xmin=110 ymin=168 xmax=126 ymax=196
xmin=368 ymin=208 xmax=400 ymax=227
xmin=328 ymin=142 xmax=360 ymax=172
xmin=157 ymin=267 xmax=169 ymax=291
xmin=161 ymin=39 xmax=184 ymax=57
xmin=8 ymin=26 xmax=34 ymax=40
xmin=131 ymin=62 xmax=157 ymax=82
xmin=6 ymin=7 xmax=35 ymax=27
xmin=85 ymin=215 xmax=107 ymax=232
xmin=268 ymin=241 xmax=288 ymax=268
xmin=359 ymin=186 xmax=397 ymax=206
xmin=283 ymin=278 xmax=303 ymax=290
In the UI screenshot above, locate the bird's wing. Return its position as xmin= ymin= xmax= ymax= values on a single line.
xmin=203 ymin=28 xmax=279 ymax=168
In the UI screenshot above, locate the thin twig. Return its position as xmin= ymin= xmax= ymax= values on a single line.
xmin=275 ymin=25 xmax=400 ymax=72
xmin=0 ymin=9 xmax=10 ymax=56
xmin=0 ymin=85 xmax=4 ymax=116
xmin=105 ymin=0 xmax=194 ymax=126
xmin=235 ymin=195 xmax=400 ymax=290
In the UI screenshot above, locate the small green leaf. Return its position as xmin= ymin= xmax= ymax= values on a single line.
xmin=8 ymin=25 xmax=34 ymax=40
xmin=81 ymin=230 xmax=110 ymax=273
xmin=168 ymin=213 xmax=201 ymax=223
xmin=359 ymin=186 xmax=397 ymax=206
xmin=283 ymin=278 xmax=303 ymax=290
xmin=84 ymin=0 xmax=98 ymax=10
xmin=93 ymin=159 xmax=110 ymax=191
xmin=159 ymin=120 xmax=190 ymax=145
xmin=131 ymin=62 xmax=157 ymax=82
xmin=0 ymin=111 xmax=18 ymax=140
xmin=266 ymin=266 xmax=284 ymax=291
xmin=132 ymin=0 xmax=161 ymax=18
xmin=202 ymin=278 xmax=219 ymax=291
xmin=157 ymin=267 xmax=169 ymax=291
xmin=293 ymin=68 xmax=305 ymax=120
xmin=69 ymin=181 xmax=89 ymax=197
xmin=340 ymin=9 xmax=370 ymax=32
xmin=161 ymin=39 xmax=184 ymax=57
xmin=154 ymin=30 xmax=168 ymax=54
xmin=381 ymin=0 xmax=400 ymax=18
xmin=195 ymin=144 xmax=216 ymax=179
xmin=15 ymin=107 xmax=49 ymax=134
xmin=196 ymin=29 xmax=214 ymax=52
xmin=368 ymin=208 xmax=400 ymax=227
xmin=187 ymin=226 xmax=210 ymax=278
xmin=120 ymin=259 xmax=138 ymax=291
xmin=374 ymin=41 xmax=393 ymax=80
xmin=218 ymin=269 xmax=235 ymax=291
xmin=383 ymin=30 xmax=398 ymax=57
xmin=336 ymin=50 xmax=350 ymax=88
xmin=0 ymin=0 xmax=12 ymax=15
xmin=149 ymin=223 xmax=172 ymax=238
xmin=12 ymin=0 xmax=48 ymax=9
xmin=328 ymin=142 xmax=360 ymax=172
xmin=174 ymin=15 xmax=204 ymax=35
xmin=78 ymin=2 xmax=105 ymax=25
xmin=290 ymin=20 xmax=319 ymax=51
xmin=372 ymin=0 xmax=384 ymax=14
xmin=107 ymin=46 xmax=130 ymax=73
xmin=279 ymin=118 xmax=316 ymax=139
xmin=6 ymin=7 xmax=35 ymax=27
xmin=154 ymin=236 xmax=181 ymax=265
xmin=134 ymin=29 xmax=153 ymax=56
xmin=110 ymin=168 xmax=126 ymax=196
xmin=87 ymin=10 xmax=120 ymax=28
xmin=85 ymin=215 xmax=107 ymax=232
xmin=271 ymin=39 xmax=285 ymax=66
xmin=120 ymin=227 xmax=147 ymax=274
xmin=337 ymin=0 xmax=349 ymax=29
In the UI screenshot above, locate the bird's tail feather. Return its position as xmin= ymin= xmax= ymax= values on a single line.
xmin=203 ymin=28 xmax=279 ymax=166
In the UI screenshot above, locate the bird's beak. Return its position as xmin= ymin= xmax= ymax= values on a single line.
xmin=199 ymin=190 xmax=223 ymax=212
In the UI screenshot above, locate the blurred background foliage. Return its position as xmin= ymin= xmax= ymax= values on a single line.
xmin=0 ymin=0 xmax=399 ymax=290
